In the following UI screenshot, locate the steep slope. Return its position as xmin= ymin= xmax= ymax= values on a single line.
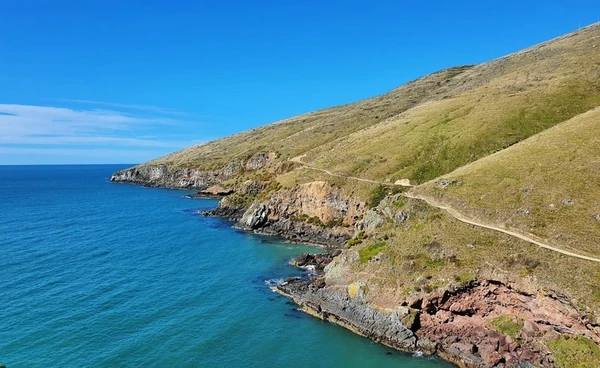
xmin=114 ymin=22 xmax=600 ymax=195
xmin=291 ymin=22 xmax=600 ymax=184
xmin=411 ymin=106 xmax=600 ymax=258
xmin=115 ymin=65 xmax=472 ymax=179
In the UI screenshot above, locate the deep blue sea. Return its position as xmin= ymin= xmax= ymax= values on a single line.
xmin=0 ymin=165 xmax=452 ymax=367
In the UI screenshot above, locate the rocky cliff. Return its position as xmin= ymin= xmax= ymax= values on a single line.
xmin=204 ymin=180 xmax=364 ymax=247
xmin=276 ymin=277 xmax=419 ymax=351
xmin=278 ymin=251 xmax=600 ymax=368
xmin=110 ymin=151 xmax=277 ymax=189
xmin=110 ymin=162 xmax=242 ymax=189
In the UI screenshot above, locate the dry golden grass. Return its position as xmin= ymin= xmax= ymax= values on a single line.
xmin=145 ymin=66 xmax=472 ymax=171
xmin=293 ymin=23 xmax=600 ymax=185
xmin=412 ymin=107 xmax=600 ymax=257
xmin=342 ymin=197 xmax=600 ymax=313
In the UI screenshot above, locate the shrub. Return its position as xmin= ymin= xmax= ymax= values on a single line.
xmin=348 ymin=231 xmax=366 ymax=247
xmin=358 ymin=242 xmax=386 ymax=264
xmin=367 ymin=185 xmax=389 ymax=208
xmin=489 ymin=315 xmax=523 ymax=338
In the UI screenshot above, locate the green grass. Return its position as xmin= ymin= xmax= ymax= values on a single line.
xmin=348 ymin=231 xmax=366 ymax=247
xmin=139 ymin=65 xmax=474 ymax=172
xmin=453 ymin=272 xmax=475 ymax=286
xmin=351 ymin=196 xmax=600 ymax=311
xmin=221 ymin=192 xmax=256 ymax=207
xmin=358 ymin=242 xmax=386 ymax=264
xmin=489 ymin=315 xmax=523 ymax=338
xmin=546 ymin=336 xmax=600 ymax=368
xmin=365 ymin=185 xmax=403 ymax=208
xmin=414 ymin=106 xmax=600 ymax=256
xmin=124 ymin=23 xmax=600 ymax=323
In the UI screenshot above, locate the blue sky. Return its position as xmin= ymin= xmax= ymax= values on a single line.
xmin=1 ymin=0 xmax=598 ymax=164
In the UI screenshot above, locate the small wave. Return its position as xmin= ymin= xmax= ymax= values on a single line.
xmin=302 ymin=265 xmax=316 ymax=272
xmin=264 ymin=278 xmax=285 ymax=286
xmin=412 ymin=351 xmax=423 ymax=358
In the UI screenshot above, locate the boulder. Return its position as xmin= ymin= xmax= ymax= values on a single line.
xmin=394 ymin=179 xmax=412 ymax=187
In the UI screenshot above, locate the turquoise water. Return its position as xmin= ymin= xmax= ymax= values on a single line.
xmin=0 ymin=165 xmax=452 ymax=367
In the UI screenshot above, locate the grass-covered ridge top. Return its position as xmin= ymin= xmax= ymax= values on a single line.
xmin=136 ymin=22 xmax=600 ymax=199
xmin=144 ymin=65 xmax=473 ymax=172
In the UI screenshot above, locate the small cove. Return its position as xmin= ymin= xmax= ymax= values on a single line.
xmin=0 ymin=165 xmax=452 ymax=367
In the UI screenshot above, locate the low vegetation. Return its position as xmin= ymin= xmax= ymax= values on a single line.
xmin=348 ymin=231 xmax=366 ymax=247
xmin=358 ymin=242 xmax=386 ymax=264
xmin=349 ymin=196 xmax=600 ymax=311
xmin=546 ymin=336 xmax=600 ymax=368
xmin=489 ymin=315 xmax=523 ymax=338
xmin=413 ymin=107 xmax=600 ymax=256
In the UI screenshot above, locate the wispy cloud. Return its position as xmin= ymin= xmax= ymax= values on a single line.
xmin=0 ymin=146 xmax=177 ymax=165
xmin=52 ymin=99 xmax=189 ymax=117
xmin=0 ymin=103 xmax=204 ymax=164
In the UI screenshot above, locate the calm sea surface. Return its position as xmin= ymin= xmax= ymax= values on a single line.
xmin=0 ymin=165 xmax=452 ymax=367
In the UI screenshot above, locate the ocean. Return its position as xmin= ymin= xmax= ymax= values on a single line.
xmin=0 ymin=165 xmax=452 ymax=367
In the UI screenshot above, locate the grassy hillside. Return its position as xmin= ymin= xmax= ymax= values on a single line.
xmin=131 ymin=21 xmax=600 ymax=306
xmin=340 ymin=195 xmax=600 ymax=312
xmin=293 ymin=23 xmax=600 ymax=185
xmin=145 ymin=66 xmax=472 ymax=171
xmin=125 ymin=23 xmax=600 ymax=363
xmin=412 ymin=107 xmax=600 ymax=257
xmin=141 ymin=24 xmax=600 ymax=199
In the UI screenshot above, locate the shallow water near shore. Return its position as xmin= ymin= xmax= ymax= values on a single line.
xmin=0 ymin=165 xmax=452 ymax=367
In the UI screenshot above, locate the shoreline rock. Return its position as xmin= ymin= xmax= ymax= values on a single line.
xmin=111 ymin=170 xmax=600 ymax=367
xmin=275 ymin=256 xmax=600 ymax=368
xmin=202 ymin=200 xmax=354 ymax=248
xmin=291 ymin=250 xmax=341 ymax=274
xmin=186 ymin=185 xmax=235 ymax=199
xmin=274 ymin=277 xmax=420 ymax=353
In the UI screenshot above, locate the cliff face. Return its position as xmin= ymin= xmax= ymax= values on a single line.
xmin=205 ymin=180 xmax=364 ymax=247
xmin=110 ymin=163 xmax=241 ymax=189
xmin=262 ymin=181 xmax=363 ymax=226
xmin=110 ymin=151 xmax=276 ymax=189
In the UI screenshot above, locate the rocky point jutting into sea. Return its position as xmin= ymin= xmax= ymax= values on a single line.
xmin=111 ymin=22 xmax=600 ymax=368
xmin=111 ymin=153 xmax=600 ymax=368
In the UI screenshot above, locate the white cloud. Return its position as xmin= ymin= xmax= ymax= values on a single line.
xmin=0 ymin=103 xmax=184 ymax=145
xmin=0 ymin=103 xmax=204 ymax=164
xmin=54 ymin=99 xmax=189 ymax=117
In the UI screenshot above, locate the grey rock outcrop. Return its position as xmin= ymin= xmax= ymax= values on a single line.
xmin=241 ymin=203 xmax=269 ymax=229
xmin=110 ymin=163 xmax=242 ymax=190
xmin=239 ymin=180 xmax=266 ymax=196
xmin=245 ymin=152 xmax=276 ymax=170
xmin=361 ymin=210 xmax=385 ymax=233
xmin=276 ymin=278 xmax=418 ymax=351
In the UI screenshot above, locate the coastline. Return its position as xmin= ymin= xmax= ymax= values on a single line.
xmin=110 ymin=172 xmax=600 ymax=368
xmin=196 ymin=198 xmax=600 ymax=368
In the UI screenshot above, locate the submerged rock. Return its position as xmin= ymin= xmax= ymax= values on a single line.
xmin=291 ymin=251 xmax=341 ymax=274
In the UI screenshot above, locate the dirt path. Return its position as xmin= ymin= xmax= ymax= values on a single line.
xmin=290 ymin=157 xmax=387 ymax=185
xmin=403 ymin=193 xmax=600 ymax=264
xmin=290 ymin=158 xmax=600 ymax=264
